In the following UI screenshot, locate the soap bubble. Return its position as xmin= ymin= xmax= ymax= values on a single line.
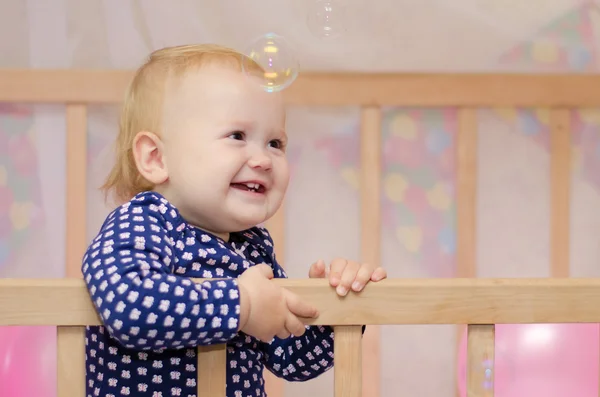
xmin=242 ymin=33 xmax=299 ymax=92
xmin=307 ymin=0 xmax=346 ymax=39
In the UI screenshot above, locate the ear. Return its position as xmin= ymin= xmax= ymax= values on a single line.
xmin=132 ymin=131 xmax=169 ymax=185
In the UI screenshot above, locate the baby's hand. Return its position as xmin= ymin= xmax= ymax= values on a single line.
xmin=237 ymin=264 xmax=318 ymax=342
xmin=308 ymin=258 xmax=387 ymax=296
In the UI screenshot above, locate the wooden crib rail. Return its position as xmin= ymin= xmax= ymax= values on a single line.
xmin=3 ymin=70 xmax=600 ymax=106
xmin=2 ymin=278 xmax=600 ymax=397
xmin=4 ymin=277 xmax=600 ymax=326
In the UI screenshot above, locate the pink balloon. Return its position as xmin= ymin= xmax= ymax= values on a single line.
xmin=0 ymin=326 xmax=57 ymax=397
xmin=457 ymin=323 xmax=599 ymax=397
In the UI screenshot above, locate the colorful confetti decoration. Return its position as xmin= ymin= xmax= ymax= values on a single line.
xmin=0 ymin=105 xmax=41 ymax=269
xmin=314 ymin=108 xmax=457 ymax=277
xmin=498 ymin=3 xmax=600 ymax=71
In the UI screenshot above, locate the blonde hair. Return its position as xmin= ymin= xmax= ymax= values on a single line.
xmin=101 ymin=44 xmax=264 ymax=204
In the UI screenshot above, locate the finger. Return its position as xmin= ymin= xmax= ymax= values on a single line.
xmin=308 ymin=259 xmax=327 ymax=278
xmin=371 ymin=267 xmax=387 ymax=281
xmin=259 ymin=333 xmax=276 ymax=343
xmin=351 ymin=264 xmax=373 ymax=292
xmin=285 ymin=312 xmax=307 ymax=337
xmin=336 ymin=260 xmax=360 ymax=296
xmin=285 ymin=290 xmax=319 ymax=318
xmin=254 ymin=263 xmax=274 ymax=279
xmin=328 ymin=258 xmax=347 ymax=287
xmin=276 ymin=329 xmax=291 ymax=340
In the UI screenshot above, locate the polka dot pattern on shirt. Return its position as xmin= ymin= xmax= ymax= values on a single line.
xmin=82 ymin=191 xmax=336 ymax=397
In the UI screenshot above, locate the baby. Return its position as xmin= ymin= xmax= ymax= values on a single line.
xmin=82 ymin=44 xmax=387 ymax=397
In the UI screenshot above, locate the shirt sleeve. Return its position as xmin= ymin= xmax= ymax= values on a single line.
xmin=261 ymin=325 xmax=336 ymax=381
xmin=81 ymin=195 xmax=241 ymax=351
xmin=253 ymin=226 xmax=367 ymax=381
xmin=249 ymin=227 xmax=333 ymax=381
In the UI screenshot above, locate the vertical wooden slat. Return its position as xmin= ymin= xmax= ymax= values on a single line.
xmin=197 ymin=344 xmax=227 ymax=397
xmin=359 ymin=106 xmax=382 ymax=397
xmin=456 ymin=108 xmax=478 ymax=278
xmin=549 ymin=109 xmax=575 ymax=393
xmin=65 ymin=104 xmax=88 ymax=277
xmin=57 ymin=326 xmax=86 ymax=397
xmin=61 ymin=105 xmax=88 ymax=396
xmin=334 ymin=326 xmax=363 ymax=397
xmin=467 ymin=325 xmax=495 ymax=397
xmin=549 ymin=109 xmax=571 ymax=278
xmin=263 ymin=202 xmax=286 ymax=397
xmin=455 ymin=108 xmax=478 ymax=396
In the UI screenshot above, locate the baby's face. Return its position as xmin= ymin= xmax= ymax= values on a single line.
xmin=158 ymin=64 xmax=289 ymax=238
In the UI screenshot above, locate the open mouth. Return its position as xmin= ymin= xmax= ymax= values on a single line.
xmin=231 ymin=182 xmax=266 ymax=194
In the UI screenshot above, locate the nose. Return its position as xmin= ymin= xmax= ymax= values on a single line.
xmin=247 ymin=150 xmax=272 ymax=170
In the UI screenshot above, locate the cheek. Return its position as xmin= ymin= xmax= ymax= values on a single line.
xmin=274 ymin=158 xmax=290 ymax=184
xmin=165 ymin=144 xmax=209 ymax=182
xmin=165 ymin=147 xmax=191 ymax=173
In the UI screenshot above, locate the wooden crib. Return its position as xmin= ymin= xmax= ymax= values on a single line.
xmin=1 ymin=70 xmax=600 ymax=397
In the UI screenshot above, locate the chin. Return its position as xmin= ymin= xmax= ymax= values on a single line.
xmin=231 ymin=215 xmax=269 ymax=231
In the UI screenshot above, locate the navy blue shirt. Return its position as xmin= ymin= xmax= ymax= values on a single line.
xmin=82 ymin=191 xmax=335 ymax=397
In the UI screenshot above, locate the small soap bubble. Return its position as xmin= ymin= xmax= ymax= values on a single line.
xmin=242 ymin=33 xmax=299 ymax=92
xmin=307 ymin=0 xmax=346 ymax=39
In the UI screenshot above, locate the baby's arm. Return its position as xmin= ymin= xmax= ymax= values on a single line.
xmin=249 ymin=227 xmax=334 ymax=381
xmin=261 ymin=325 xmax=336 ymax=381
xmin=252 ymin=227 xmax=369 ymax=381
xmin=82 ymin=196 xmax=242 ymax=351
